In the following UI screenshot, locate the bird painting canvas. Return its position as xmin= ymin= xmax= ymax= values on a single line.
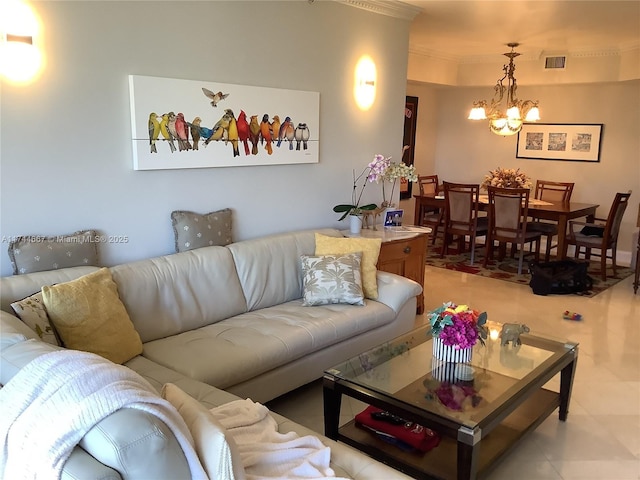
xmin=129 ymin=75 xmax=319 ymax=170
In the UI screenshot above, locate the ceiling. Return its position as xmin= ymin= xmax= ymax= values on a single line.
xmin=402 ymin=0 xmax=640 ymax=60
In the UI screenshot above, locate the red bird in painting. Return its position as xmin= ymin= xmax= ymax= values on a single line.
xmin=260 ymin=114 xmax=273 ymax=155
xmin=175 ymin=113 xmax=192 ymax=151
xmin=236 ymin=110 xmax=251 ymax=156
xmin=249 ymin=115 xmax=260 ymax=155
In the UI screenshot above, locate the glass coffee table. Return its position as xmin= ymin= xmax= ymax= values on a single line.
xmin=323 ymin=322 xmax=578 ymax=480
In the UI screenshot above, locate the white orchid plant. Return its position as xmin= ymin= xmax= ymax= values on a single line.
xmin=333 ymin=153 xmax=418 ymax=220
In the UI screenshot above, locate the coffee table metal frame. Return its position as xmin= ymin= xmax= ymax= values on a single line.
xmin=323 ymin=325 xmax=578 ymax=480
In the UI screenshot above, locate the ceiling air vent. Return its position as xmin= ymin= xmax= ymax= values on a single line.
xmin=544 ymin=56 xmax=567 ymax=70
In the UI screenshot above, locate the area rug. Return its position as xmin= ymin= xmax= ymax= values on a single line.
xmin=425 ymin=243 xmax=633 ymax=297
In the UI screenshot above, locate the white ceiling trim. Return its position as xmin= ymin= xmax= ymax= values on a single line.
xmin=339 ymin=0 xmax=422 ymax=21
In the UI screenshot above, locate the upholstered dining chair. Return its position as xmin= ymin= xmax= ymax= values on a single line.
xmin=526 ymin=180 xmax=575 ymax=262
xmin=484 ymin=186 xmax=542 ymax=275
xmin=440 ymin=182 xmax=488 ymax=265
xmin=566 ymin=190 xmax=632 ymax=281
xmin=418 ymin=175 xmax=444 ymax=244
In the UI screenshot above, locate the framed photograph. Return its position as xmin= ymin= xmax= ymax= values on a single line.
xmin=516 ymin=123 xmax=603 ymax=162
xmin=384 ymin=209 xmax=404 ymax=227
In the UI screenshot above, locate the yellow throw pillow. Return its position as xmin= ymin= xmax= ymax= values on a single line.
xmin=314 ymin=233 xmax=382 ymax=299
xmin=42 ymin=268 xmax=142 ymax=364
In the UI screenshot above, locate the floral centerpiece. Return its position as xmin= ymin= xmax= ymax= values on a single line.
xmin=333 ymin=153 xmax=417 ymax=220
xmin=481 ymin=167 xmax=532 ymax=190
xmin=428 ymin=302 xmax=488 ymax=364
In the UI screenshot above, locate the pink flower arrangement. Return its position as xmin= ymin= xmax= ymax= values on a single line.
xmin=428 ymin=302 xmax=488 ymax=349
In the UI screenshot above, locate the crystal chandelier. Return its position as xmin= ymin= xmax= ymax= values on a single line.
xmin=468 ymin=43 xmax=540 ymax=136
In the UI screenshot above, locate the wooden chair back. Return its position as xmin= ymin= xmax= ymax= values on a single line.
xmin=534 ymin=180 xmax=574 ymax=203
xmin=418 ymin=175 xmax=439 ymax=196
xmin=603 ymin=191 xmax=632 ymax=244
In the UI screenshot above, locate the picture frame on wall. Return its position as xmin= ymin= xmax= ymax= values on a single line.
xmin=516 ymin=123 xmax=603 ymax=162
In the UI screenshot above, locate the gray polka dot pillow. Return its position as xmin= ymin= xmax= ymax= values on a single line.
xmin=171 ymin=209 xmax=232 ymax=253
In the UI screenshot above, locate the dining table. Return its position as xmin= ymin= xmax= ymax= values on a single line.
xmin=413 ymin=194 xmax=600 ymax=260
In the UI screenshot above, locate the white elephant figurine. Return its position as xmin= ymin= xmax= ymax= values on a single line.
xmin=499 ymin=323 xmax=530 ymax=347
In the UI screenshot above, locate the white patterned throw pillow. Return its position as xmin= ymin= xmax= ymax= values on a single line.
xmin=10 ymin=292 xmax=61 ymax=346
xmin=300 ymin=252 xmax=365 ymax=306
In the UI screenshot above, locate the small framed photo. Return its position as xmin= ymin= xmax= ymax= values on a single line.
xmin=384 ymin=209 xmax=404 ymax=227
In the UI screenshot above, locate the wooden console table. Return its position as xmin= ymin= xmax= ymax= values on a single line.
xmin=342 ymin=227 xmax=430 ymax=314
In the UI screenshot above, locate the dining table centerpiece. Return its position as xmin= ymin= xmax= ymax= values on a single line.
xmin=428 ymin=302 xmax=488 ymax=364
xmin=481 ymin=167 xmax=532 ymax=190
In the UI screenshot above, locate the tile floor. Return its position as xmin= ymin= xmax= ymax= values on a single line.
xmin=267 ymin=266 xmax=640 ymax=479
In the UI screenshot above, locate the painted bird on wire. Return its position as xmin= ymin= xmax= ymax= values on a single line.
xmin=225 ymin=109 xmax=240 ymax=157
xmin=260 ymin=113 xmax=273 ymax=155
xmin=202 ymin=88 xmax=229 ymax=108
xmin=270 ymin=115 xmax=281 ymax=147
xmin=277 ymin=116 xmax=293 ymax=149
xmin=160 ymin=113 xmax=176 ymax=153
xmin=205 ymin=111 xmax=231 ymax=146
xmin=190 ymin=117 xmax=202 ymax=150
xmin=175 ymin=113 xmax=192 ymax=151
xmin=148 ymin=112 xmax=160 ymax=153
xmin=167 ymin=112 xmax=180 ymax=152
xmin=294 ymin=123 xmax=310 ymax=150
xmin=236 ymin=110 xmax=251 ymax=156
xmin=249 ymin=115 xmax=260 ymax=155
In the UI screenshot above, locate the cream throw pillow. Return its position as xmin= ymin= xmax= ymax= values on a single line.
xmin=162 ymin=383 xmax=246 ymax=480
xmin=41 ymin=268 xmax=142 ymax=364
xmin=314 ymin=233 xmax=382 ymax=299
xmin=300 ymin=253 xmax=364 ymax=306
xmin=10 ymin=292 xmax=61 ymax=346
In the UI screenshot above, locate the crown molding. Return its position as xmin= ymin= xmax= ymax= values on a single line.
xmin=338 ymin=0 xmax=422 ymax=21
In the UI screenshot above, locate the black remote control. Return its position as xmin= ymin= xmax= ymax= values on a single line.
xmin=371 ymin=411 xmax=406 ymax=425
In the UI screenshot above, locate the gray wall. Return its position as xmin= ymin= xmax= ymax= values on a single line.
xmin=0 ymin=1 xmax=412 ymax=276
xmin=403 ymin=79 xmax=640 ymax=259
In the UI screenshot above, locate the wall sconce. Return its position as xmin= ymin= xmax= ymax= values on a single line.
xmin=354 ymin=55 xmax=376 ymax=111
xmin=0 ymin=0 xmax=43 ymax=83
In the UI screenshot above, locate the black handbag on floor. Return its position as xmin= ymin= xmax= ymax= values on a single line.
xmin=529 ymin=260 xmax=593 ymax=296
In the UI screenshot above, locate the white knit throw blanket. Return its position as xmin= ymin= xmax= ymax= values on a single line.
xmin=210 ymin=399 xmax=348 ymax=480
xmin=0 ymin=350 xmax=208 ymax=480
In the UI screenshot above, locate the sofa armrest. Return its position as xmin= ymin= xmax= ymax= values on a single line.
xmin=61 ymin=447 xmax=122 ymax=480
xmin=0 ymin=310 xmax=39 ymax=351
xmin=374 ymin=271 xmax=422 ymax=314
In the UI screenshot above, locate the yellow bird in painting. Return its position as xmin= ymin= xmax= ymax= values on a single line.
xmin=249 ymin=115 xmax=260 ymax=155
xmin=148 ymin=112 xmax=160 ymax=153
xmin=159 ymin=113 xmax=176 ymax=153
xmin=225 ymin=109 xmax=240 ymax=157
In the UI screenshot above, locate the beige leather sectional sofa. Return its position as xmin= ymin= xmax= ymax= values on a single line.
xmin=0 ymin=228 xmax=421 ymax=479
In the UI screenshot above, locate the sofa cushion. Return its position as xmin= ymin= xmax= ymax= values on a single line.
xmin=0 ymin=339 xmax=61 ymax=385
xmin=0 ymin=266 xmax=100 ymax=313
xmin=227 ymin=228 xmax=343 ymax=311
xmin=0 ymin=311 xmax=39 ymax=351
xmin=8 ymin=230 xmax=99 ymax=275
xmin=171 ymin=208 xmax=233 ymax=253
xmin=110 ymin=247 xmax=247 ymax=343
xmin=141 ymin=299 xmax=395 ymax=389
xmin=10 ymin=292 xmax=61 ymax=346
xmin=162 ymin=383 xmax=245 ymax=480
xmin=300 ymin=253 xmax=364 ymax=306
xmin=42 ymin=268 xmax=143 ymax=364
xmin=314 ymin=233 xmax=382 ymax=300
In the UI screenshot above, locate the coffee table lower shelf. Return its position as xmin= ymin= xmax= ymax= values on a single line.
xmin=335 ymin=388 xmax=559 ymax=480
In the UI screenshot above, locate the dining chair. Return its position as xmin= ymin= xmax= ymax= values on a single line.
xmin=526 ymin=180 xmax=575 ymax=262
xmin=484 ymin=186 xmax=542 ymax=275
xmin=566 ymin=190 xmax=632 ymax=281
xmin=417 ymin=175 xmax=444 ymax=245
xmin=440 ymin=182 xmax=488 ymax=265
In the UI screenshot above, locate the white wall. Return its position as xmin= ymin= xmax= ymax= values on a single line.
xmin=403 ymin=79 xmax=640 ymax=258
xmin=0 ymin=1 xmax=412 ymax=276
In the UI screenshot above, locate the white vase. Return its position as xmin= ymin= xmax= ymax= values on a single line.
xmin=349 ymin=214 xmax=363 ymax=234
xmin=432 ymin=336 xmax=472 ymax=363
